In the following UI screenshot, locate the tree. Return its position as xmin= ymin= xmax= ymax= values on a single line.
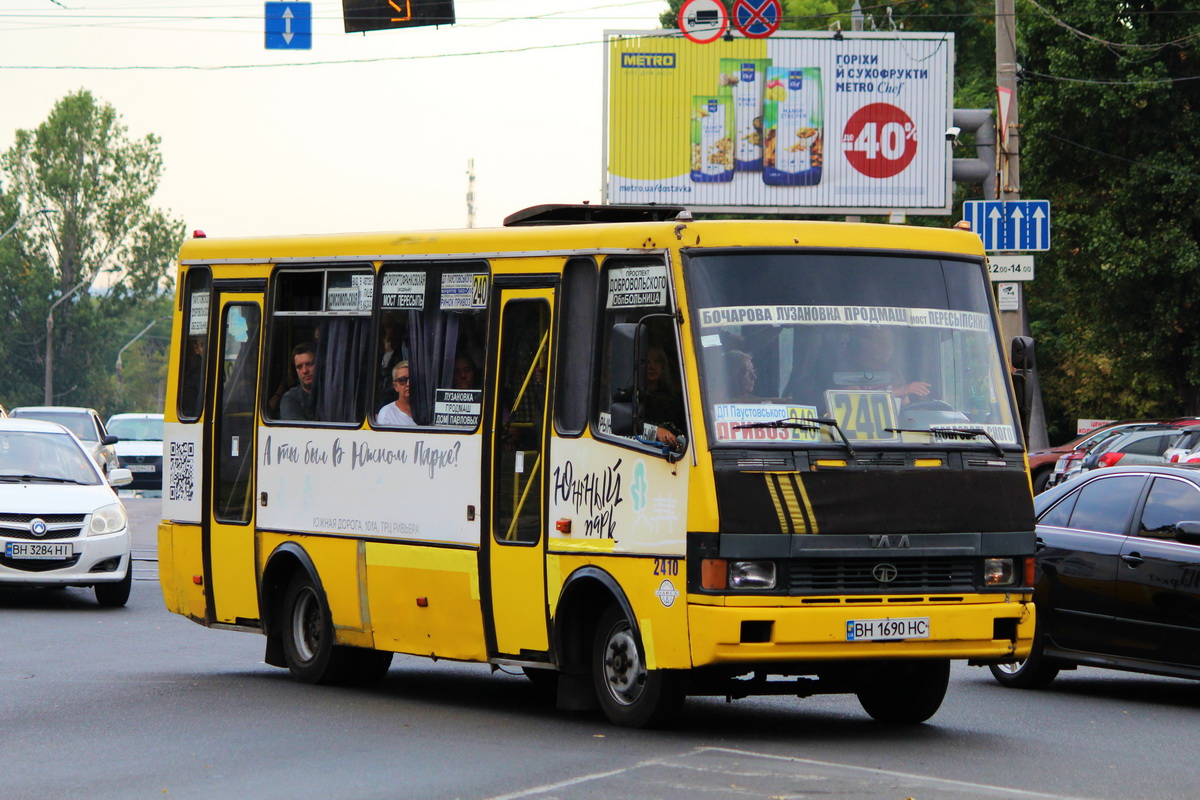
xmin=0 ymin=90 xmax=184 ymax=415
xmin=1018 ymin=0 xmax=1200 ymax=436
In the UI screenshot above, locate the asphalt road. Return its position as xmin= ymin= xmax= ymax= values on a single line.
xmin=3 ymin=497 xmax=1200 ymax=800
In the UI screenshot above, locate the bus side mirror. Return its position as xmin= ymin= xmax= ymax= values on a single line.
xmin=609 ymin=322 xmax=647 ymax=436
xmin=1010 ymin=336 xmax=1035 ymax=447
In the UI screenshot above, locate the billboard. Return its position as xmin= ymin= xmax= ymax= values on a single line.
xmin=604 ymin=31 xmax=954 ymax=214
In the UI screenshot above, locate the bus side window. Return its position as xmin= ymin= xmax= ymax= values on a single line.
xmin=178 ymin=267 xmax=211 ymax=422
xmin=594 ymin=258 xmax=684 ymax=450
xmin=266 ymin=268 xmax=373 ymax=425
xmin=374 ymin=264 xmax=490 ymax=429
xmin=555 ymin=258 xmax=598 ymax=436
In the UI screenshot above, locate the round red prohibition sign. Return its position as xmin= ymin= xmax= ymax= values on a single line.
xmin=842 ymin=103 xmax=918 ymax=179
xmin=678 ymin=0 xmax=729 ymax=45
xmin=733 ymin=0 xmax=782 ymax=39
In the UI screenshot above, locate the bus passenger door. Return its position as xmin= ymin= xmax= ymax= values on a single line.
xmin=485 ymin=287 xmax=553 ymax=658
xmin=206 ymin=292 xmax=263 ymax=626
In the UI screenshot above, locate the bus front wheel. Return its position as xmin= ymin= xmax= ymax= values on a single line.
xmin=591 ymin=604 xmax=683 ymax=728
xmin=856 ymin=660 xmax=950 ymax=723
xmin=281 ymin=572 xmax=392 ymax=685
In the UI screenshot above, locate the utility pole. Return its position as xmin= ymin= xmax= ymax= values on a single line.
xmin=45 ymin=278 xmax=89 ymax=405
xmin=466 ymin=158 xmax=476 ymax=229
xmin=995 ymin=0 xmax=1048 ymax=448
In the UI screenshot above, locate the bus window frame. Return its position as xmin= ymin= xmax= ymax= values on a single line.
xmin=262 ymin=263 xmax=375 ymax=428
xmin=370 ymin=258 xmax=492 ymax=432
xmin=590 ymin=254 xmax=688 ymax=458
xmin=553 ymin=257 xmax=599 ymax=438
xmin=177 ymin=266 xmax=213 ymax=424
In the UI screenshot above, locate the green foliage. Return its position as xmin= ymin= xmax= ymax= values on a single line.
xmin=1019 ymin=0 xmax=1200 ymax=430
xmin=0 ymin=90 xmax=184 ymax=417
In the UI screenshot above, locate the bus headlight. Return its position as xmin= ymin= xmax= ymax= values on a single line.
xmin=729 ymin=561 xmax=777 ymax=589
xmin=89 ymin=502 xmax=128 ymax=536
xmin=983 ymin=557 xmax=1015 ymax=586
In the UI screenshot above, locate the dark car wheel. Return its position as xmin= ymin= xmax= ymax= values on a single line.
xmin=989 ymin=640 xmax=1060 ymax=689
xmin=94 ymin=568 xmax=132 ymax=607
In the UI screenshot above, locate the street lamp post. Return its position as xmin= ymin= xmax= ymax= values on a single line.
xmin=0 ymin=208 xmax=57 ymax=243
xmin=116 ymin=317 xmax=171 ymax=395
xmin=45 ymin=278 xmax=90 ymax=405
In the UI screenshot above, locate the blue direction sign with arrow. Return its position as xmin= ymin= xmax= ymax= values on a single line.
xmin=266 ymin=2 xmax=312 ymax=50
xmin=963 ymin=200 xmax=1051 ymax=252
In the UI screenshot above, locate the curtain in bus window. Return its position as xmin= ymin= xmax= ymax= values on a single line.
xmin=405 ymin=309 xmax=470 ymax=426
xmin=315 ymin=318 xmax=369 ymax=423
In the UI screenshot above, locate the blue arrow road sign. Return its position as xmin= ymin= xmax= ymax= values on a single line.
xmin=266 ymin=2 xmax=312 ymax=50
xmin=963 ymin=200 xmax=1050 ymax=252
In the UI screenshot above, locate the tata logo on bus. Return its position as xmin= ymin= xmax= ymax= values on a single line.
xmin=621 ymin=53 xmax=676 ymax=69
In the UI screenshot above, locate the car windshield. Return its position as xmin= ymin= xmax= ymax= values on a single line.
xmin=107 ymin=416 xmax=163 ymax=441
xmin=12 ymin=410 xmax=96 ymax=441
xmin=685 ymin=250 xmax=1018 ymax=448
xmin=0 ymin=430 xmax=101 ymax=484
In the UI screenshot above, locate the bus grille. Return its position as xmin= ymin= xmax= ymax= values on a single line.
xmin=788 ymin=558 xmax=976 ymax=594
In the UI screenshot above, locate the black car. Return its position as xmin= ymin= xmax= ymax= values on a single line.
xmin=991 ymin=465 xmax=1200 ymax=688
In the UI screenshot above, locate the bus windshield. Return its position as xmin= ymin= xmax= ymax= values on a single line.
xmin=686 ymin=250 xmax=1018 ymax=448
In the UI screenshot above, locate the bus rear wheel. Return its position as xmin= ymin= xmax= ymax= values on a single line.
xmin=591 ymin=605 xmax=683 ymax=728
xmin=856 ymin=660 xmax=950 ymax=724
xmin=281 ymin=572 xmax=392 ymax=686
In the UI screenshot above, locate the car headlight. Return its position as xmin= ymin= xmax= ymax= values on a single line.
xmin=729 ymin=560 xmax=777 ymax=589
xmin=89 ymin=502 xmax=128 ymax=535
xmin=984 ymin=557 xmax=1016 ymax=586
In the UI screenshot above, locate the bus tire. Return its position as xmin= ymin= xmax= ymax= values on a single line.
xmin=591 ymin=604 xmax=684 ymax=728
xmin=281 ymin=571 xmax=357 ymax=685
xmin=856 ymin=660 xmax=949 ymax=724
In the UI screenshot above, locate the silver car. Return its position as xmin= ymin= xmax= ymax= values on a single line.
xmin=8 ymin=406 xmax=120 ymax=476
xmin=1079 ymin=428 xmax=1182 ymax=474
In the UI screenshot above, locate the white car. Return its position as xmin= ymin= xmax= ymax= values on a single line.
xmin=106 ymin=413 xmax=164 ymax=492
xmin=8 ymin=406 xmax=120 ymax=476
xmin=0 ymin=417 xmax=135 ymax=606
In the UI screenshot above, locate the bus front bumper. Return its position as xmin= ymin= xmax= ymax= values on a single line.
xmin=687 ymin=595 xmax=1034 ymax=665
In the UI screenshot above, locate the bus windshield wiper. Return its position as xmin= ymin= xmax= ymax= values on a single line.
xmin=885 ymin=427 xmax=1006 ymax=457
xmin=735 ymin=417 xmax=855 ymax=457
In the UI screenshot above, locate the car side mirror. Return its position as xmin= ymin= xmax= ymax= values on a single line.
xmin=102 ymin=434 xmax=119 ymax=445
xmin=108 ymin=468 xmax=133 ymax=488
xmin=1174 ymin=521 xmax=1200 ymax=545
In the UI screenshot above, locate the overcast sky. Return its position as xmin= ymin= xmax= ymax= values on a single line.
xmin=0 ymin=0 xmax=668 ymax=237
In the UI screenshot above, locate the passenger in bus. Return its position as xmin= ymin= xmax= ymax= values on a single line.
xmin=642 ymin=344 xmax=685 ymax=448
xmin=279 ymin=343 xmax=317 ymax=421
xmin=723 ymin=349 xmax=759 ymax=403
xmin=377 ymin=361 xmax=416 ymax=427
xmin=453 ymin=354 xmax=480 ymax=390
xmin=839 ymin=327 xmax=931 ymax=403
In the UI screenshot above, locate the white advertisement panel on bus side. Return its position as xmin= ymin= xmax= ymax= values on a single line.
xmin=256 ymin=428 xmax=482 ymax=545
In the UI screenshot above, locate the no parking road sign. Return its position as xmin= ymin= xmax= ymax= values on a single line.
xmin=733 ymin=0 xmax=782 ymax=39
xmin=963 ymin=200 xmax=1051 ymax=252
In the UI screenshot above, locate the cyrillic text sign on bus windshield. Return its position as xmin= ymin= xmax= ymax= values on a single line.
xmin=604 ymin=31 xmax=953 ymax=215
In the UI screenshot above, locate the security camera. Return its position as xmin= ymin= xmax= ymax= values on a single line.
xmin=945 ymin=126 xmax=961 ymax=143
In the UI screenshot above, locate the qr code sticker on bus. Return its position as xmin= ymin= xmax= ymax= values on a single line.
xmin=169 ymin=441 xmax=195 ymax=502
